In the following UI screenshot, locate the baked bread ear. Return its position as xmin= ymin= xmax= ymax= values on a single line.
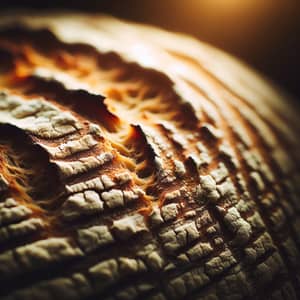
xmin=0 ymin=12 xmax=299 ymax=300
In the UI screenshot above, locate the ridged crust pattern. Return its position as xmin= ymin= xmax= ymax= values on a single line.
xmin=0 ymin=12 xmax=299 ymax=300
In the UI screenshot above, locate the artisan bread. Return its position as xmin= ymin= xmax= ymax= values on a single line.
xmin=0 ymin=12 xmax=300 ymax=300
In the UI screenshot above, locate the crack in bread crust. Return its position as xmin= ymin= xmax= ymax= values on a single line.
xmin=0 ymin=13 xmax=299 ymax=300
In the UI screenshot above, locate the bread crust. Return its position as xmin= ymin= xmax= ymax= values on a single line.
xmin=0 ymin=12 xmax=299 ymax=300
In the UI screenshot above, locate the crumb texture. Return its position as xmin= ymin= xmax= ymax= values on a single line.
xmin=0 ymin=12 xmax=299 ymax=300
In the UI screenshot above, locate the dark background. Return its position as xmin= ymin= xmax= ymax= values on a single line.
xmin=1 ymin=0 xmax=300 ymax=99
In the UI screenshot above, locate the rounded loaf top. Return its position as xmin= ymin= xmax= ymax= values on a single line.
xmin=0 ymin=12 xmax=299 ymax=300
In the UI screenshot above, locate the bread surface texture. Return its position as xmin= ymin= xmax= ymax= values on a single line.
xmin=0 ymin=12 xmax=299 ymax=300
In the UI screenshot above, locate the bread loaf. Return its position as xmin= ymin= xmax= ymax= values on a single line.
xmin=0 ymin=12 xmax=300 ymax=300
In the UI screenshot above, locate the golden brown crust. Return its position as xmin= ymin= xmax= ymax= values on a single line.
xmin=0 ymin=12 xmax=299 ymax=300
